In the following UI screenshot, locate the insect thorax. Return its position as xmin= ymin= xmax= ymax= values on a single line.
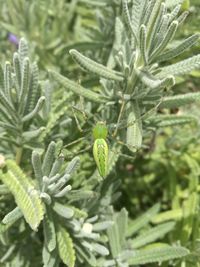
xmin=92 ymin=121 xmax=108 ymax=140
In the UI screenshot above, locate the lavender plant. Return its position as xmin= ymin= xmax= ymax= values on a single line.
xmin=0 ymin=0 xmax=200 ymax=266
xmin=51 ymin=0 xmax=200 ymax=155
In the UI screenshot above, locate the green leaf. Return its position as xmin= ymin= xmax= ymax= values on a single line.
xmin=93 ymin=221 xmax=113 ymax=232
xmin=122 ymin=0 xmax=137 ymax=42
xmin=49 ymin=157 xmax=64 ymax=178
xmin=181 ymin=192 xmax=199 ymax=244
xmin=56 ymin=225 xmax=75 ymax=267
xmin=70 ymin=49 xmax=124 ymax=81
xmin=75 ymin=244 xmax=96 ymax=266
xmin=143 ymin=0 xmax=157 ymax=27
xmin=0 ymin=90 xmax=19 ymax=122
xmin=177 ymin=11 xmax=189 ymax=25
xmin=136 ymin=69 xmax=175 ymax=89
xmin=65 ymin=156 xmax=80 ymax=175
xmin=131 ymin=222 xmax=175 ymax=249
xmin=114 ymin=17 xmax=125 ymax=50
xmin=107 ymin=208 xmax=128 ymax=258
xmin=157 ymin=54 xmax=200 ymax=77
xmin=149 ymin=114 xmax=196 ymax=127
xmin=156 ymin=34 xmax=199 ymax=62
xmin=13 ymin=52 xmax=21 ymax=95
xmin=32 ymin=151 xmax=43 ymax=189
xmin=50 ymin=71 xmax=107 ymax=103
xmin=22 ymin=96 xmax=45 ymax=122
xmin=4 ymin=61 xmax=12 ymax=102
xmin=82 ymin=241 xmax=109 ymax=256
xmin=146 ymin=0 xmax=163 ymax=39
xmin=139 ymin=25 xmax=147 ymax=65
xmin=169 ymin=4 xmax=181 ymax=21
xmin=127 ymin=204 xmax=160 ymax=236
xmin=128 ymin=246 xmax=189 ymax=265
xmin=19 ymin=38 xmax=29 ymax=63
xmin=150 ymin=20 xmax=178 ymax=60
xmin=42 ymin=245 xmax=59 ymax=267
xmin=42 ymin=141 xmax=56 ymax=177
xmin=22 ymin=127 xmax=45 ymax=140
xmin=151 ymin=209 xmax=183 ymax=224
xmin=25 ymin=62 xmax=39 ymax=114
xmin=43 ymin=207 xmax=56 ymax=252
xmin=153 ymin=15 xmax=169 ymax=50
xmin=19 ymin=58 xmax=30 ymax=114
xmin=2 ymin=207 xmax=23 ymax=225
xmin=160 ymin=92 xmax=200 ymax=109
xmin=67 ymin=190 xmax=97 ymax=202
xmin=53 ymin=202 xmax=74 ymax=219
xmin=117 ymin=208 xmax=128 ymax=248
xmin=131 ymin=0 xmax=146 ymax=37
xmin=0 ymin=160 xmax=44 ymax=231
xmin=126 ymin=101 xmax=142 ymax=152
xmin=148 ymin=2 xmax=166 ymax=52
xmin=107 ymin=220 xmax=121 ymax=258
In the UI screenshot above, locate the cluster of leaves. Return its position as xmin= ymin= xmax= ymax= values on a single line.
xmin=120 ymin=123 xmax=200 ymax=266
xmin=0 ymin=0 xmax=117 ymax=74
xmin=0 ymin=0 xmax=200 ymax=266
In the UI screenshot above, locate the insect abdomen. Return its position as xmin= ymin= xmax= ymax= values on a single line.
xmin=93 ymin=138 xmax=108 ymax=178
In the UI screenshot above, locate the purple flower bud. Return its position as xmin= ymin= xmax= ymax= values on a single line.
xmin=8 ymin=33 xmax=19 ymax=46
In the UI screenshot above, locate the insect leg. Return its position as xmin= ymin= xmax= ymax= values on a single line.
xmin=112 ymin=95 xmax=126 ymax=137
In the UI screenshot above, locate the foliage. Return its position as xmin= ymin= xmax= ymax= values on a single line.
xmin=0 ymin=0 xmax=200 ymax=266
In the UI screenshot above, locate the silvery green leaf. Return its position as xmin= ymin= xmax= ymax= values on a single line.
xmin=2 ymin=207 xmax=23 ymax=224
xmin=93 ymin=221 xmax=113 ymax=232
xmin=128 ymin=246 xmax=189 ymax=265
xmin=157 ymin=54 xmax=200 ymax=77
xmin=70 ymin=49 xmax=124 ymax=81
xmin=52 ymin=202 xmax=74 ymax=219
xmin=131 ymin=222 xmax=175 ymax=249
xmin=127 ymin=203 xmax=160 ymax=237
xmin=50 ymin=71 xmax=107 ymax=103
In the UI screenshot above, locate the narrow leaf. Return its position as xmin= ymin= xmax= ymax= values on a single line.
xmin=127 ymin=204 xmax=160 ymax=236
xmin=128 ymin=246 xmax=189 ymax=265
xmin=149 ymin=114 xmax=196 ymax=127
xmin=156 ymin=34 xmax=199 ymax=62
xmin=42 ymin=141 xmax=56 ymax=177
xmin=122 ymin=0 xmax=137 ymax=42
xmin=0 ymin=160 xmax=44 ymax=231
xmin=126 ymin=101 xmax=142 ymax=152
xmin=151 ymin=209 xmax=183 ymax=224
xmin=53 ymin=202 xmax=74 ymax=219
xmin=158 ymin=54 xmax=200 ymax=77
xmin=150 ymin=20 xmax=178 ymax=60
xmin=43 ymin=207 xmax=56 ymax=252
xmin=2 ymin=207 xmax=23 ymax=224
xmin=22 ymin=96 xmax=45 ymax=122
xmin=160 ymin=92 xmax=200 ymax=109
xmin=57 ymin=225 xmax=75 ymax=267
xmin=131 ymin=222 xmax=175 ymax=249
xmin=70 ymin=49 xmax=124 ymax=81
xmin=50 ymin=71 xmax=107 ymax=103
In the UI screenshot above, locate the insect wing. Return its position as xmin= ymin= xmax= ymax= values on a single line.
xmin=93 ymin=139 xmax=108 ymax=178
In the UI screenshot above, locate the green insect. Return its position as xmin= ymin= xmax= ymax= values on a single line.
xmin=92 ymin=121 xmax=109 ymax=178
xmin=62 ymin=97 xmax=161 ymax=179
xmin=62 ymin=106 xmax=144 ymax=178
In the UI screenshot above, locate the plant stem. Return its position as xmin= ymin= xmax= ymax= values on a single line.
xmin=15 ymin=146 xmax=23 ymax=165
